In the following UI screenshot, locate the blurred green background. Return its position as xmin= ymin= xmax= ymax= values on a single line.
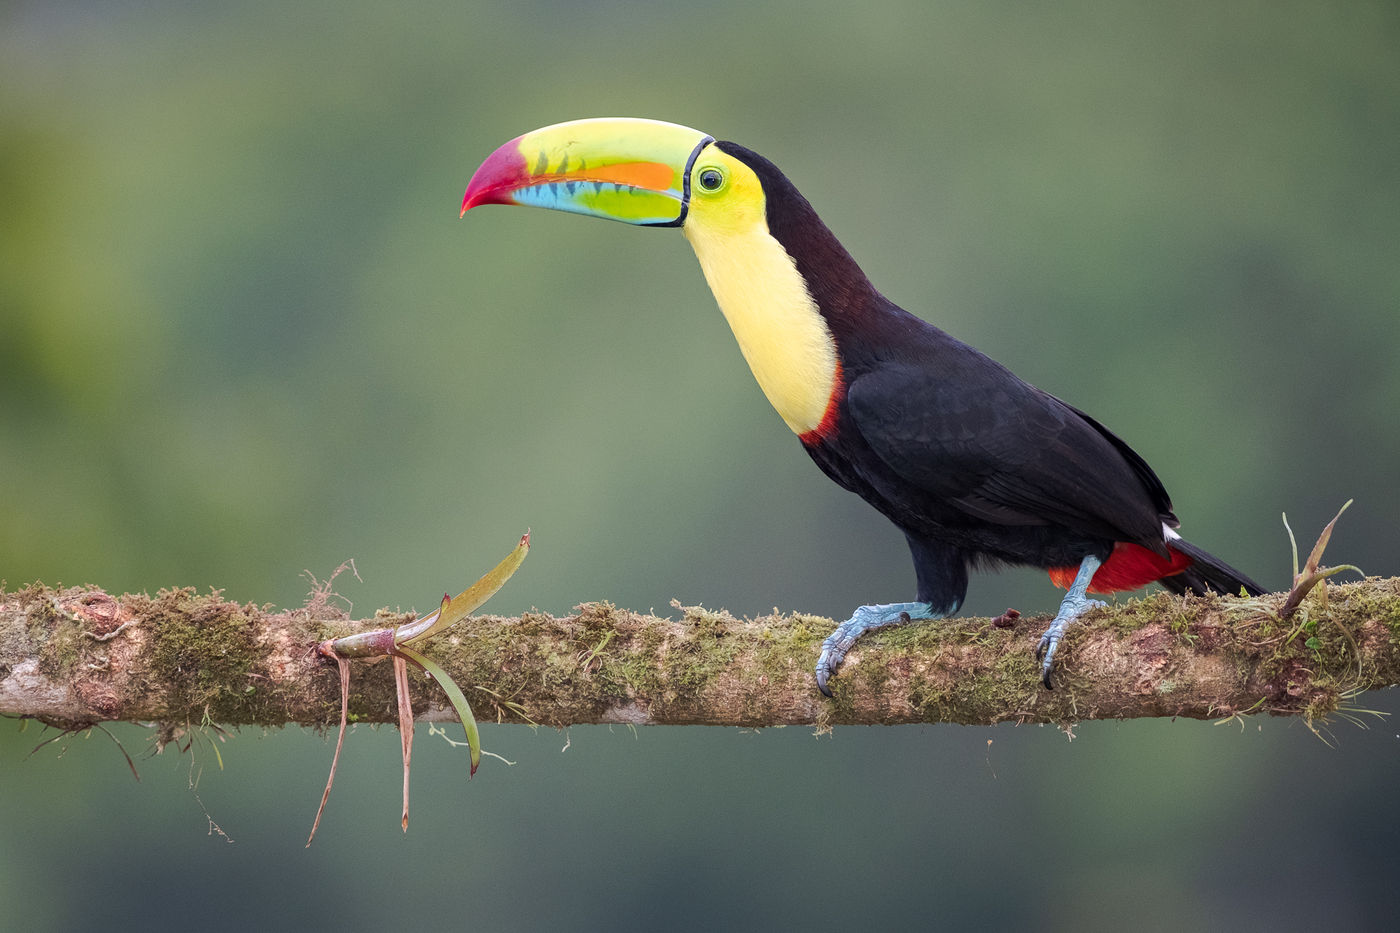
xmin=3 ymin=1 xmax=1399 ymax=929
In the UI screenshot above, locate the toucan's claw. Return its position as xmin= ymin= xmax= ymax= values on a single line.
xmin=814 ymin=601 xmax=936 ymax=697
xmin=815 ymin=638 xmax=853 ymax=696
xmin=1035 ymin=554 xmax=1106 ymax=690
xmin=1036 ymin=627 xmax=1065 ymax=689
xmin=1036 ymin=602 xmax=1105 ymax=688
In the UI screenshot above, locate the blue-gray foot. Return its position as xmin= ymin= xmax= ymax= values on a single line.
xmin=815 ymin=601 xmax=935 ymax=696
xmin=1035 ymin=554 xmax=1105 ymax=689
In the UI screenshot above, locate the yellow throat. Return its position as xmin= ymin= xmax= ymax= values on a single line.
xmin=681 ymin=148 xmax=839 ymax=436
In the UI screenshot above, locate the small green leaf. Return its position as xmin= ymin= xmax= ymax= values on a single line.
xmin=396 ymin=532 xmax=530 ymax=646
xmin=396 ymin=644 xmax=481 ymax=776
xmin=1304 ymin=636 xmax=1321 ymax=651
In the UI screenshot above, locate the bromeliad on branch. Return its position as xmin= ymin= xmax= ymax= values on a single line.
xmin=305 ymin=532 xmax=529 ymax=845
xmin=461 ymin=118 xmax=1266 ymax=695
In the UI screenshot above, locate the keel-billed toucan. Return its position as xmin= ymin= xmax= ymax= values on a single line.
xmin=461 ymin=117 xmax=1264 ymax=693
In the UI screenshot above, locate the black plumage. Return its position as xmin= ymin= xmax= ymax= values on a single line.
xmin=717 ymin=141 xmax=1263 ymax=614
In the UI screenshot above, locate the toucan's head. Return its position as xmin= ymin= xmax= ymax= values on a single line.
xmin=462 ymin=117 xmax=854 ymax=439
xmin=461 ymin=117 xmax=771 ymax=238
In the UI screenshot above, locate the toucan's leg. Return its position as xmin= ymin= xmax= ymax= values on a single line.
xmin=815 ymin=602 xmax=938 ymax=696
xmin=1035 ymin=553 xmax=1105 ymax=688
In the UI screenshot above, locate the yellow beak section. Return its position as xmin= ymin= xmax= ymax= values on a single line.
xmin=462 ymin=118 xmax=715 ymax=226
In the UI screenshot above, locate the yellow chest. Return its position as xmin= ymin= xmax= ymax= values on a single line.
xmin=683 ymin=223 xmax=839 ymax=435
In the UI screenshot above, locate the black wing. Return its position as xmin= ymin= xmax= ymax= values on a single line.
xmin=844 ymin=342 xmax=1174 ymax=554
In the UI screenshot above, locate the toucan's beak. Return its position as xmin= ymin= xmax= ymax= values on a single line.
xmin=461 ymin=118 xmax=714 ymax=227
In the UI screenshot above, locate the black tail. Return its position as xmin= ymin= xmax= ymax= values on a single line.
xmin=1160 ymin=538 xmax=1266 ymax=597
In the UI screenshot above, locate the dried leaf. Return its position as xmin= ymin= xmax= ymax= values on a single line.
xmin=394 ymin=655 xmax=414 ymax=832
xmin=306 ymin=654 xmax=351 ymax=847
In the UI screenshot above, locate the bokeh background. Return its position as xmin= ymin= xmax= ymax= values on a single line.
xmin=4 ymin=1 xmax=1399 ymax=929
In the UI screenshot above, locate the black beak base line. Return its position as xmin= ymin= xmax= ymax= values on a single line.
xmin=649 ymin=135 xmax=715 ymax=228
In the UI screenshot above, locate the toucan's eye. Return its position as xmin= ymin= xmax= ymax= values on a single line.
xmin=697 ymin=167 xmax=725 ymax=192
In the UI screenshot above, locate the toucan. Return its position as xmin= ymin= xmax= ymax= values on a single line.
xmin=461 ymin=117 xmax=1264 ymax=693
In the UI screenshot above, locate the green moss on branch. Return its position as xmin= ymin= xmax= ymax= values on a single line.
xmin=2 ymin=578 xmax=1398 ymax=731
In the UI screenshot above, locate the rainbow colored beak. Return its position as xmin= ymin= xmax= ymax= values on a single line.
xmin=461 ymin=118 xmax=714 ymax=227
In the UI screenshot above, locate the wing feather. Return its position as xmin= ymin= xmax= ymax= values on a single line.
xmin=844 ymin=352 xmax=1171 ymax=552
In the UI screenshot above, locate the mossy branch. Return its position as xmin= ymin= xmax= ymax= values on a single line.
xmin=3 ymin=578 xmax=1399 ymax=731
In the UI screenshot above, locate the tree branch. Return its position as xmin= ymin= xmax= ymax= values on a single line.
xmin=3 ymin=578 xmax=1398 ymax=731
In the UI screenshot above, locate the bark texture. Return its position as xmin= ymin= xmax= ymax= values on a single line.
xmin=2 ymin=578 xmax=1398 ymax=731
